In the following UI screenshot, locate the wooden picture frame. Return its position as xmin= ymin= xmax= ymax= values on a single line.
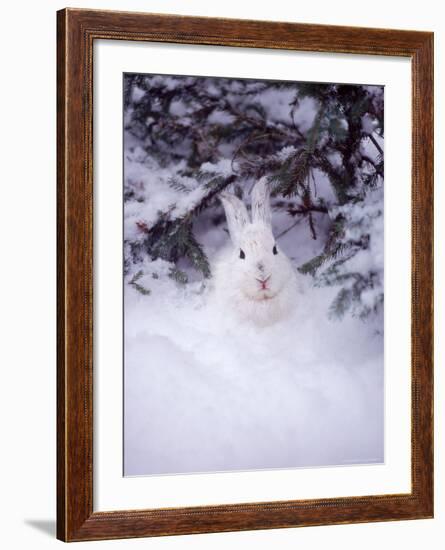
xmin=57 ymin=8 xmax=434 ymax=542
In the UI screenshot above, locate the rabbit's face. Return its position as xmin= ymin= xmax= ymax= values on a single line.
xmin=233 ymin=224 xmax=294 ymax=302
xmin=218 ymin=178 xmax=296 ymax=309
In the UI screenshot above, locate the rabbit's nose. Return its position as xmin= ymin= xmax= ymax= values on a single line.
xmin=256 ymin=275 xmax=271 ymax=289
xmin=257 ymin=262 xmax=265 ymax=272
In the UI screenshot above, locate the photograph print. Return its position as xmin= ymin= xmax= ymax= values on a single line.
xmin=123 ymin=73 xmax=384 ymax=476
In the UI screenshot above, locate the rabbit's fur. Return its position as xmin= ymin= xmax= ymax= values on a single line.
xmin=211 ymin=178 xmax=298 ymax=327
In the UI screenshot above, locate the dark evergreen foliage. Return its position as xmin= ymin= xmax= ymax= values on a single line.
xmin=124 ymin=73 xmax=384 ymax=318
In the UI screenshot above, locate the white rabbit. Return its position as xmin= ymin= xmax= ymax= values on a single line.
xmin=211 ymin=177 xmax=298 ymax=327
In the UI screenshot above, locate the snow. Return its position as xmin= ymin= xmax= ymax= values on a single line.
xmin=362 ymin=113 xmax=377 ymax=134
xmin=310 ymin=168 xmax=337 ymax=204
xmin=292 ymin=96 xmax=318 ymax=132
xmin=207 ymin=109 xmax=236 ymax=125
xmin=124 ymin=270 xmax=383 ymax=476
xmin=253 ymin=88 xmax=299 ymax=125
xmin=131 ymin=86 xmax=145 ymax=102
xmin=124 ymin=192 xmax=384 ymax=476
xmin=200 ymin=158 xmax=234 ymax=177
xmin=335 ymin=187 xmax=384 ymax=274
xmin=123 ymin=75 xmax=384 ymax=477
xmin=124 ymin=146 xmax=216 ymax=230
xmin=327 ymin=151 xmax=343 ymax=169
xmin=169 ymin=99 xmax=188 ymax=116
xmin=275 ymin=145 xmax=297 ymax=162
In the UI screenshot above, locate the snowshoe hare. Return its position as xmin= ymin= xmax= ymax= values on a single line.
xmin=212 ymin=177 xmax=298 ymax=327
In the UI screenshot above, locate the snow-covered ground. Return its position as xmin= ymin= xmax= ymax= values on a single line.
xmin=124 ymin=257 xmax=383 ymax=476
xmin=123 ymin=75 xmax=384 ymax=476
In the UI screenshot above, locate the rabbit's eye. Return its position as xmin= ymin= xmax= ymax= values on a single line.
xmin=239 ymin=249 xmax=246 ymax=260
xmin=273 ymin=245 xmax=278 ymax=255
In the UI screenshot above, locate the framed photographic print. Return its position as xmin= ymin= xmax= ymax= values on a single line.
xmin=57 ymin=8 xmax=434 ymax=542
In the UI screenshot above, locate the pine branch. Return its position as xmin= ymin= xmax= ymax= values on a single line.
xmin=368 ymin=133 xmax=384 ymax=156
xmin=168 ymin=177 xmax=192 ymax=193
xmin=168 ymin=267 xmax=189 ymax=285
xmin=329 ymin=288 xmax=352 ymax=319
xmin=308 ymin=211 xmax=317 ymax=240
xmin=129 ymin=270 xmax=151 ymax=295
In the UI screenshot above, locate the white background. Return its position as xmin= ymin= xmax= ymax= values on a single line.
xmin=0 ymin=0 xmax=442 ymax=549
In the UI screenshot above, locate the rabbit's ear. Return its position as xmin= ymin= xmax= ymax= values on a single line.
xmin=251 ymin=177 xmax=272 ymax=226
xmin=220 ymin=192 xmax=249 ymax=244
